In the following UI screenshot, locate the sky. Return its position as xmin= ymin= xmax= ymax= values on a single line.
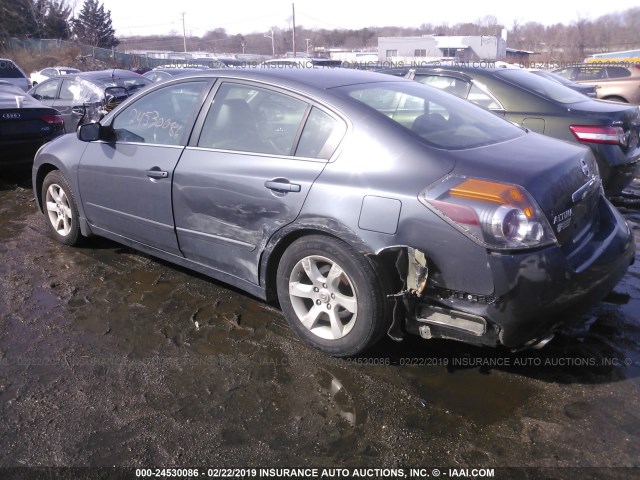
xmin=87 ymin=0 xmax=640 ymax=38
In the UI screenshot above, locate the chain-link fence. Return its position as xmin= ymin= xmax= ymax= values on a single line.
xmin=4 ymin=37 xmax=169 ymax=69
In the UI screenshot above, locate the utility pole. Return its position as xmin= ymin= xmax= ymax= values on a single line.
xmin=264 ymin=30 xmax=275 ymax=57
xmin=306 ymin=38 xmax=310 ymax=54
xmin=181 ymin=12 xmax=187 ymax=53
xmin=291 ymin=3 xmax=296 ymax=58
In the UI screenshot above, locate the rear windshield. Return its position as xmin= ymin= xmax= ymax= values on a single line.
xmin=0 ymin=60 xmax=26 ymax=79
xmin=497 ymin=69 xmax=589 ymax=104
xmin=333 ymin=81 xmax=524 ymax=150
xmin=533 ymin=70 xmax=573 ymax=86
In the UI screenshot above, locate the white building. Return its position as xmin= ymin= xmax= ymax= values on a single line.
xmin=378 ymin=34 xmax=507 ymax=63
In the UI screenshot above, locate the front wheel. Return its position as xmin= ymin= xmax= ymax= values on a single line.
xmin=276 ymin=235 xmax=389 ymax=356
xmin=42 ymin=170 xmax=82 ymax=246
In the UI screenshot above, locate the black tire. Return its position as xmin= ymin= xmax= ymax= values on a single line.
xmin=41 ymin=170 xmax=82 ymax=246
xmin=276 ymin=235 xmax=390 ymax=356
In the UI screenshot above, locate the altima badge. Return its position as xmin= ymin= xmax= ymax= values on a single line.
xmin=553 ymin=208 xmax=573 ymax=233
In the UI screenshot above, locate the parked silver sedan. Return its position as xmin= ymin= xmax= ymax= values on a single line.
xmin=28 ymin=69 xmax=151 ymax=132
xmin=32 ymin=69 xmax=635 ymax=356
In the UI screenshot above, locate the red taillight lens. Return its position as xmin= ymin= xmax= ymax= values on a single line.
xmin=420 ymin=176 xmax=556 ymax=250
xmin=569 ymin=125 xmax=625 ymax=145
xmin=41 ymin=114 xmax=64 ymax=125
xmin=40 ymin=114 xmax=64 ymax=131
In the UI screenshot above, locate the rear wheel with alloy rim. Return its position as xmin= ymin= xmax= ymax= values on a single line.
xmin=276 ymin=235 xmax=389 ymax=356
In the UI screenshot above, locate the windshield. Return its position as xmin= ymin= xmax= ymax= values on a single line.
xmin=333 ymin=81 xmax=524 ymax=150
xmin=497 ymin=69 xmax=589 ymax=104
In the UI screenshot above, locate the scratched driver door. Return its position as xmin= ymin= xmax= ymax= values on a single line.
xmin=78 ymin=81 xmax=211 ymax=255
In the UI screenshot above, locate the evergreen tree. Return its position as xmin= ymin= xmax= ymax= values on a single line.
xmin=43 ymin=0 xmax=72 ymax=39
xmin=0 ymin=0 xmax=71 ymax=39
xmin=72 ymin=0 xmax=118 ymax=48
xmin=0 ymin=0 xmax=37 ymax=38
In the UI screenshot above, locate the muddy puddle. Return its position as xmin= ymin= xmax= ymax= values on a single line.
xmin=1 ymin=170 xmax=639 ymax=473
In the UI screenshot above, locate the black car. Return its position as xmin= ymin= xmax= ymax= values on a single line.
xmin=379 ymin=66 xmax=640 ymax=196
xmin=27 ymin=69 xmax=152 ymax=133
xmin=1 ymin=81 xmax=64 ymax=165
xmin=529 ymin=69 xmax=597 ymax=98
xmin=31 ymin=69 xmax=634 ymax=356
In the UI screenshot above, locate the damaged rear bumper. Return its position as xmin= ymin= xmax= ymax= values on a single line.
xmin=391 ymin=198 xmax=635 ymax=350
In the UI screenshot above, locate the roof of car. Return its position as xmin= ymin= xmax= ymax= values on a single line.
xmin=173 ymin=67 xmax=407 ymax=90
xmin=149 ymin=67 xmax=209 ymax=73
xmin=45 ymin=66 xmax=80 ymax=70
xmin=377 ymin=65 xmax=513 ymax=80
xmin=72 ymin=69 xmax=144 ymax=80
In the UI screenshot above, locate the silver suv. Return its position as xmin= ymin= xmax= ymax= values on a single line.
xmin=0 ymin=58 xmax=30 ymax=91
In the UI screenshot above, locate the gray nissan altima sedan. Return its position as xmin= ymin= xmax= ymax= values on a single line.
xmin=32 ymin=68 xmax=635 ymax=357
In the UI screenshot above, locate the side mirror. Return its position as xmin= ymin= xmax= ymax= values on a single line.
xmin=77 ymin=122 xmax=101 ymax=142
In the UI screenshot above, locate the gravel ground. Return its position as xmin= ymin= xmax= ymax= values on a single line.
xmin=1 ymin=171 xmax=639 ymax=480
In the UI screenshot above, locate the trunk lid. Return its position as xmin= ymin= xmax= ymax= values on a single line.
xmin=0 ymin=107 xmax=63 ymax=140
xmin=449 ymin=131 xmax=602 ymax=252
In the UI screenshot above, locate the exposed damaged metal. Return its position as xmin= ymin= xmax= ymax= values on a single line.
xmin=432 ymin=287 xmax=497 ymax=305
xmin=386 ymin=247 xmax=429 ymax=342
xmin=385 ymin=247 xmax=498 ymax=345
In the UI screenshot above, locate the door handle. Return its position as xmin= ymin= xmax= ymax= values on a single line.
xmin=264 ymin=180 xmax=301 ymax=192
xmin=71 ymin=106 xmax=86 ymax=116
xmin=146 ymin=169 xmax=168 ymax=179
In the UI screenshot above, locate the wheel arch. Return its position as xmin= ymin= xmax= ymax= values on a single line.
xmin=34 ymin=163 xmax=60 ymax=213
xmin=36 ymin=164 xmax=93 ymax=238
xmin=260 ymin=222 xmax=405 ymax=303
